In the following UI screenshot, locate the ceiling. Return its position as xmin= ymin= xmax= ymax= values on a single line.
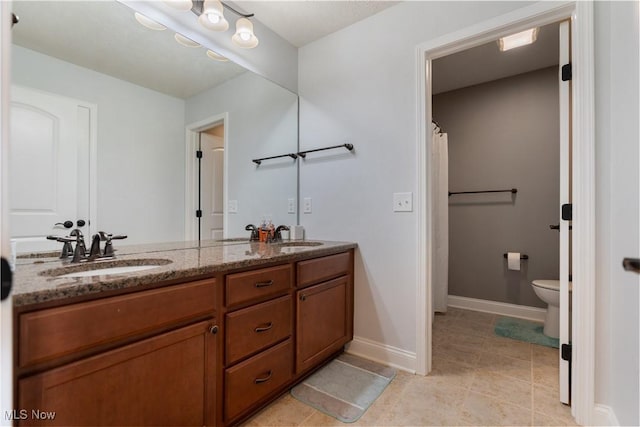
xmin=11 ymin=1 xmax=561 ymax=99
xmin=235 ymin=1 xmax=399 ymax=47
xmin=432 ymin=22 xmax=560 ymax=94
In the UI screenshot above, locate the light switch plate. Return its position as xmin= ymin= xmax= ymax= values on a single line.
xmin=393 ymin=192 xmax=413 ymax=212
xmin=228 ymin=200 xmax=238 ymax=213
xmin=287 ymin=198 xmax=296 ymax=214
xmin=303 ymin=197 xmax=312 ymax=214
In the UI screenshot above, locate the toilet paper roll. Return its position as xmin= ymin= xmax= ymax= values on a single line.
xmin=507 ymin=252 xmax=521 ymax=271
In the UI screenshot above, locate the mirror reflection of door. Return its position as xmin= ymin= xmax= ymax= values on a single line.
xmin=199 ymin=125 xmax=224 ymax=240
xmin=9 ymin=86 xmax=93 ymax=253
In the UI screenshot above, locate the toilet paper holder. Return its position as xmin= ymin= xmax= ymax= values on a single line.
xmin=503 ymin=253 xmax=529 ymax=260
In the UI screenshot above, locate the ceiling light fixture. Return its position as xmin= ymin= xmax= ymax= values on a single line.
xmin=174 ymin=33 xmax=201 ymax=48
xmin=198 ymin=0 xmax=229 ymax=31
xmin=134 ymin=12 xmax=167 ymax=31
xmin=206 ymin=50 xmax=229 ymax=62
xmin=232 ymin=18 xmax=258 ymax=49
xmin=498 ymin=28 xmax=539 ymax=51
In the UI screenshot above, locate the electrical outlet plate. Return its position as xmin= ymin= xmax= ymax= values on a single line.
xmin=303 ymin=197 xmax=312 ymax=214
xmin=393 ymin=192 xmax=413 ymax=212
xmin=287 ymin=198 xmax=296 ymax=214
xmin=228 ymin=200 xmax=238 ymax=213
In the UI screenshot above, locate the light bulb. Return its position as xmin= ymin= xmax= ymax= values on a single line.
xmin=240 ymin=32 xmax=250 ymax=41
xmin=232 ymin=18 xmax=258 ymax=48
xmin=207 ymin=13 xmax=220 ymax=24
xmin=198 ymin=0 xmax=228 ymax=31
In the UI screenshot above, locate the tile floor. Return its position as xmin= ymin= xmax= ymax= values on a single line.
xmin=243 ymin=308 xmax=578 ymax=426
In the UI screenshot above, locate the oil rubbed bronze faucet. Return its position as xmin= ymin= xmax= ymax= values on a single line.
xmin=47 ymin=230 xmax=127 ymax=263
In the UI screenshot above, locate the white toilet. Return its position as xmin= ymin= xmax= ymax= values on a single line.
xmin=531 ymin=279 xmax=572 ymax=339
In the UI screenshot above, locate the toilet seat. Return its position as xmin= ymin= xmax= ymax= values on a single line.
xmin=532 ymin=279 xmax=572 ymax=291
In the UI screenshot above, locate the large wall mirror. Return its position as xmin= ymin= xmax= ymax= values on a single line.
xmin=10 ymin=0 xmax=298 ymax=253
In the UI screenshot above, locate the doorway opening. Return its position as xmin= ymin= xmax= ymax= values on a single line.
xmin=185 ymin=113 xmax=228 ymax=242
xmin=415 ymin=2 xmax=596 ymax=425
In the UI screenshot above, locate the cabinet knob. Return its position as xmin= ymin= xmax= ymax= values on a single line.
xmin=208 ymin=325 xmax=219 ymax=335
xmin=300 ymin=294 xmax=306 ymax=301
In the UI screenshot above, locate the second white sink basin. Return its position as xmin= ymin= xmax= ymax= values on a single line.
xmin=58 ymin=265 xmax=163 ymax=278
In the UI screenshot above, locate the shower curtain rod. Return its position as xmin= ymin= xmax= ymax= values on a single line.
xmin=448 ymin=188 xmax=517 ymax=197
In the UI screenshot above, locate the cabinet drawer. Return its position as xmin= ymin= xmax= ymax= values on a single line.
xmin=19 ymin=279 xmax=216 ymax=368
xmin=297 ymin=252 xmax=351 ymax=288
xmin=225 ymin=339 xmax=293 ymax=422
xmin=226 ymin=295 xmax=292 ymax=365
xmin=226 ymin=264 xmax=292 ymax=307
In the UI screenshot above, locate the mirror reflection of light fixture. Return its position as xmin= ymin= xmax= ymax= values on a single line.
xmin=498 ymin=28 xmax=539 ymax=51
xmin=232 ymin=18 xmax=259 ymax=49
xmin=198 ymin=0 xmax=228 ymax=31
xmin=174 ymin=33 xmax=201 ymax=48
xmin=163 ymin=0 xmax=194 ymax=12
xmin=206 ymin=50 xmax=229 ymax=62
xmin=134 ymin=13 xmax=167 ymax=31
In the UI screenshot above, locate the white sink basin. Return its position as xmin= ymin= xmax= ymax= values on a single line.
xmin=58 ymin=265 xmax=163 ymax=278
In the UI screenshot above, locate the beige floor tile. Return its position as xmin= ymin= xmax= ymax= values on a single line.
xmin=244 ymin=394 xmax=316 ymax=426
xmin=349 ymin=371 xmax=412 ymax=426
xmin=533 ymin=363 xmax=560 ymax=391
xmin=299 ymin=410 xmax=345 ymax=427
xmin=440 ymin=329 xmax=486 ymax=350
xmin=378 ymin=381 xmax=466 ymax=426
xmin=429 ymin=357 xmax=477 ymax=389
xmin=476 ymin=351 xmax=532 ymax=382
xmin=433 ymin=313 xmax=459 ymax=330
xmin=459 ymin=391 xmax=533 ymax=426
xmin=470 ymin=369 xmax=532 ymax=408
xmin=433 ymin=341 xmax=482 ymax=367
xmin=532 ymin=344 xmax=560 ymax=367
xmin=533 ymin=384 xmax=577 ymax=425
xmin=450 ymin=318 xmax=495 ymax=337
xmin=457 ymin=309 xmax=496 ymax=325
xmin=533 ymin=411 xmax=579 ymax=426
xmin=481 ymin=335 xmax=532 ymax=361
xmin=444 ymin=307 xmax=466 ymax=317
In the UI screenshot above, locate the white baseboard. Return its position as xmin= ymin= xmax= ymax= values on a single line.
xmin=592 ymin=404 xmax=619 ymax=426
xmin=447 ymin=295 xmax=547 ymax=323
xmin=345 ymin=336 xmax=416 ymax=374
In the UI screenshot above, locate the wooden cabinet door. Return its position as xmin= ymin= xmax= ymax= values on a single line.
xmin=18 ymin=321 xmax=217 ymax=426
xmin=296 ymin=276 xmax=350 ymax=373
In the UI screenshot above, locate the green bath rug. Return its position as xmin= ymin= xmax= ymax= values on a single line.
xmin=291 ymin=354 xmax=396 ymax=423
xmin=494 ymin=317 xmax=559 ymax=348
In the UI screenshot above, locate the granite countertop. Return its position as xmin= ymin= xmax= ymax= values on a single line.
xmin=12 ymin=240 xmax=357 ymax=307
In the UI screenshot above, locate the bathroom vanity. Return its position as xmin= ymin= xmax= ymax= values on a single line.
xmin=11 ymin=240 xmax=355 ymax=426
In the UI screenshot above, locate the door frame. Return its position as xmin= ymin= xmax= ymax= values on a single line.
xmin=415 ymin=1 xmax=595 ymax=425
xmin=184 ymin=113 xmax=228 ymax=241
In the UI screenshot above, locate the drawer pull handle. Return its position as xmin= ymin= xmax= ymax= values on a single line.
xmin=254 ymin=370 xmax=273 ymax=384
xmin=255 ymin=280 xmax=274 ymax=288
xmin=300 ymin=294 xmax=307 ymax=301
xmin=254 ymin=322 xmax=273 ymax=333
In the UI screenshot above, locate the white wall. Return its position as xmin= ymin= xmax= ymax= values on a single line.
xmin=594 ymin=1 xmax=640 ymax=425
xmin=298 ymin=1 xmax=531 ymax=359
xmin=12 ymin=46 xmax=186 ymax=245
xmin=185 ymin=72 xmax=298 ymax=237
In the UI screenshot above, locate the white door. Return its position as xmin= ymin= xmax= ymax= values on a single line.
xmin=200 ymin=132 xmax=224 ymax=240
xmin=9 ymin=86 xmax=91 ymax=252
xmin=558 ymin=20 xmax=571 ymax=405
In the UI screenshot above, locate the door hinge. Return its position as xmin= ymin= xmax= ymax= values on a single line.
xmin=196 ymin=210 xmax=202 ymax=218
xmin=561 ymin=343 xmax=572 ymax=361
xmin=562 ymin=204 xmax=572 ymax=221
xmin=196 ymin=150 xmax=203 ymax=159
xmin=562 ymin=63 xmax=572 ymax=81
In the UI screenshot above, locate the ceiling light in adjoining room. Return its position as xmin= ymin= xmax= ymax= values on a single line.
xmin=498 ymin=28 xmax=539 ymax=51
xmin=174 ymin=33 xmax=201 ymax=48
xmin=198 ymin=0 xmax=228 ymax=31
xmin=206 ymin=50 xmax=229 ymax=62
xmin=134 ymin=13 xmax=166 ymax=31
xmin=232 ymin=18 xmax=259 ymax=49
xmin=163 ymin=0 xmax=194 ymax=12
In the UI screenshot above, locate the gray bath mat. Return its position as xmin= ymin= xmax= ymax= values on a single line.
xmin=290 ymin=354 xmax=396 ymax=423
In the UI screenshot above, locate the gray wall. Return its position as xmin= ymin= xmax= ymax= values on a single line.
xmin=433 ymin=66 xmax=560 ymax=308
